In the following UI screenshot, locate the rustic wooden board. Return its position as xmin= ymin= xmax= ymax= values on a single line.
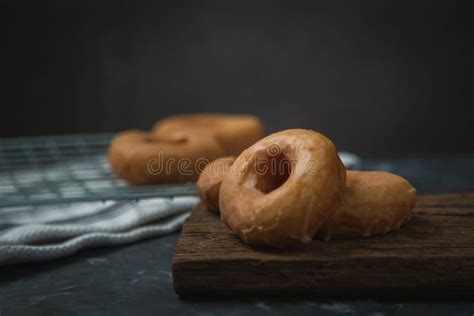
xmin=172 ymin=193 xmax=474 ymax=298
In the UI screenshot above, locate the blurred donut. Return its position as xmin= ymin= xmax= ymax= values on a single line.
xmin=197 ymin=156 xmax=236 ymax=211
xmin=317 ymin=171 xmax=416 ymax=240
xmin=219 ymin=129 xmax=346 ymax=248
xmin=153 ymin=113 xmax=264 ymax=156
xmin=108 ymin=130 xmax=224 ymax=184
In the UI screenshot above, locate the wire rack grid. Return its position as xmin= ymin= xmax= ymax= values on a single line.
xmin=0 ymin=134 xmax=197 ymax=207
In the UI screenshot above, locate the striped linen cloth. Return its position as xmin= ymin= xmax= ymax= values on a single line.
xmin=0 ymin=196 xmax=199 ymax=265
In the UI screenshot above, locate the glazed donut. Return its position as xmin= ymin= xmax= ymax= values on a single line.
xmin=153 ymin=114 xmax=264 ymax=156
xmin=198 ymin=158 xmax=416 ymax=242
xmin=108 ymin=130 xmax=225 ymax=184
xmin=317 ymin=171 xmax=416 ymax=240
xmin=219 ymin=129 xmax=346 ymax=248
xmin=197 ymin=156 xmax=236 ymax=212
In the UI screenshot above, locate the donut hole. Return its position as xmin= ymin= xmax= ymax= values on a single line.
xmin=254 ymin=152 xmax=291 ymax=194
xmin=143 ymin=135 xmax=187 ymax=144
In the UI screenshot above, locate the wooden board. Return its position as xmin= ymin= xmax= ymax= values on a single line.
xmin=172 ymin=193 xmax=474 ymax=298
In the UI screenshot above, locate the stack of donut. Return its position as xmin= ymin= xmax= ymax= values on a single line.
xmin=108 ymin=114 xmax=264 ymax=184
xmin=109 ymin=115 xmax=416 ymax=248
xmin=197 ymin=129 xmax=417 ymax=248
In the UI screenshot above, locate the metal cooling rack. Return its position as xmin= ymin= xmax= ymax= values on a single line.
xmin=0 ymin=134 xmax=197 ymax=207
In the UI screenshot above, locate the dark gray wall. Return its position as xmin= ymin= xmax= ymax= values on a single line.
xmin=2 ymin=0 xmax=473 ymax=156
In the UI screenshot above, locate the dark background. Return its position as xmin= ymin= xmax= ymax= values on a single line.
xmin=2 ymin=0 xmax=472 ymax=156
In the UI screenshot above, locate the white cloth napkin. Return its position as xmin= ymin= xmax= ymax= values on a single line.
xmin=0 ymin=196 xmax=199 ymax=265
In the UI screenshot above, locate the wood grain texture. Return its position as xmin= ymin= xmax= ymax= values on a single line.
xmin=172 ymin=193 xmax=474 ymax=298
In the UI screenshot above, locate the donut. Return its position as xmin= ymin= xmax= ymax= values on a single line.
xmin=197 ymin=157 xmax=416 ymax=242
xmin=108 ymin=130 xmax=225 ymax=184
xmin=317 ymin=171 xmax=417 ymax=240
xmin=197 ymin=156 xmax=236 ymax=212
xmin=153 ymin=114 xmax=264 ymax=156
xmin=219 ymin=129 xmax=346 ymax=248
